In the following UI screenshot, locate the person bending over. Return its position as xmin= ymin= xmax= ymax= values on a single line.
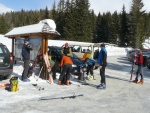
xmin=57 ymin=54 xmax=73 ymax=85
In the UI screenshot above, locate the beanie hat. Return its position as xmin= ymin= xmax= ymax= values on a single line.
xmin=65 ymin=42 xmax=68 ymax=46
xmin=100 ymin=43 xmax=105 ymax=47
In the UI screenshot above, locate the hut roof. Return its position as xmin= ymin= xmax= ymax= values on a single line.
xmin=5 ymin=19 xmax=60 ymax=38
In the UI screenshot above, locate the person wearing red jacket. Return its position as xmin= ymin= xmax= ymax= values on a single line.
xmin=132 ymin=50 xmax=144 ymax=84
xmin=57 ymin=54 xmax=73 ymax=85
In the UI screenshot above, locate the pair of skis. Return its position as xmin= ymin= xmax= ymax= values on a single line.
xmin=130 ymin=50 xmax=137 ymax=81
xmin=43 ymin=52 xmax=53 ymax=84
xmin=28 ymin=47 xmax=42 ymax=78
xmin=39 ymin=92 xmax=84 ymax=100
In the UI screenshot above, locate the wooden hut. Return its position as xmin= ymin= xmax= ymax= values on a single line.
xmin=5 ymin=19 xmax=60 ymax=79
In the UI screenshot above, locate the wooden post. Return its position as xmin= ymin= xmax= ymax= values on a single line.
xmin=12 ymin=38 xmax=15 ymax=62
xmin=45 ymin=38 xmax=48 ymax=53
xmin=41 ymin=38 xmax=46 ymax=79
xmin=45 ymin=38 xmax=49 ymax=80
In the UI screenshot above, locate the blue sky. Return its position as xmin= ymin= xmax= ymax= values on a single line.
xmin=0 ymin=0 xmax=150 ymax=15
xmin=0 ymin=0 xmax=58 ymax=11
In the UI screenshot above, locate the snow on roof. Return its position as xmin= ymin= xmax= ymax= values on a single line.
xmin=39 ymin=19 xmax=56 ymax=31
xmin=5 ymin=19 xmax=60 ymax=38
xmin=5 ymin=23 xmax=44 ymax=36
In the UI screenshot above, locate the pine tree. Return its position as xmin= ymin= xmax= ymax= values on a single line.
xmin=63 ymin=0 xmax=75 ymax=40
xmin=90 ymin=10 xmax=97 ymax=42
xmin=0 ymin=15 xmax=8 ymax=34
xmin=119 ymin=5 xmax=130 ymax=47
xmin=44 ymin=6 xmax=49 ymax=19
xmin=94 ymin=13 xmax=101 ymax=43
xmin=129 ymin=0 xmax=145 ymax=48
xmin=96 ymin=12 xmax=111 ymax=43
xmin=110 ymin=11 xmax=119 ymax=44
xmin=73 ymin=0 xmax=91 ymax=42
xmin=51 ymin=1 xmax=57 ymax=21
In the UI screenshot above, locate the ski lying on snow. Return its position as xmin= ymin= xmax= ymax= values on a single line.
xmin=39 ymin=93 xmax=84 ymax=100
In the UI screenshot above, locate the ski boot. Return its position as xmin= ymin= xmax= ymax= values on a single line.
xmin=87 ymin=75 xmax=93 ymax=80
xmin=57 ymin=81 xmax=61 ymax=85
xmin=132 ymin=79 xmax=138 ymax=83
xmin=137 ymin=80 xmax=143 ymax=85
xmin=66 ymin=80 xmax=70 ymax=86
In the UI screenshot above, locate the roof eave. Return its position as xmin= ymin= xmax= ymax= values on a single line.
xmin=5 ymin=32 xmax=60 ymax=39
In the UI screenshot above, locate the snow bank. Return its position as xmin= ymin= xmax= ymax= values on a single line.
xmin=0 ymin=34 xmax=12 ymax=52
xmin=0 ymin=36 xmax=131 ymax=56
xmin=106 ymin=46 xmax=131 ymax=56
xmin=142 ymin=37 xmax=150 ymax=49
xmin=48 ymin=40 xmax=129 ymax=56
xmin=48 ymin=40 xmax=92 ymax=47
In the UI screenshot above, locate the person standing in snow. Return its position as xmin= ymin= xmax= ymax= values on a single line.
xmin=97 ymin=44 xmax=107 ymax=89
xmin=132 ymin=50 xmax=144 ymax=85
xmin=21 ymin=39 xmax=32 ymax=82
xmin=61 ymin=42 xmax=72 ymax=56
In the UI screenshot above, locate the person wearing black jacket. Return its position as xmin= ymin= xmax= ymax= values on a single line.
xmin=21 ymin=39 xmax=32 ymax=81
xmin=61 ymin=42 xmax=72 ymax=56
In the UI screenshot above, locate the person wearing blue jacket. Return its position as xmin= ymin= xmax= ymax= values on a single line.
xmin=84 ymin=57 xmax=96 ymax=80
xmin=21 ymin=39 xmax=32 ymax=82
xmin=97 ymin=43 xmax=107 ymax=89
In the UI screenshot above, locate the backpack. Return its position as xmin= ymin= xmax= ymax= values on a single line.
xmin=9 ymin=76 xmax=19 ymax=92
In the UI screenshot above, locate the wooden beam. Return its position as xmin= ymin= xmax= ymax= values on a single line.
xmin=42 ymin=38 xmax=45 ymax=54
xmin=5 ymin=33 xmax=59 ymax=39
xmin=12 ymin=38 xmax=15 ymax=62
xmin=40 ymin=38 xmax=45 ymax=79
xmin=12 ymin=38 xmax=14 ymax=54
xmin=45 ymin=37 xmax=49 ymax=80
xmin=45 ymin=38 xmax=48 ymax=53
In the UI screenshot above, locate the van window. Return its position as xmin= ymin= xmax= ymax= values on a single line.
xmin=72 ymin=45 xmax=81 ymax=52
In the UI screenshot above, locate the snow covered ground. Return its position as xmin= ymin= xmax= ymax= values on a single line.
xmin=1 ymin=35 xmax=150 ymax=113
xmin=0 ymin=56 xmax=150 ymax=113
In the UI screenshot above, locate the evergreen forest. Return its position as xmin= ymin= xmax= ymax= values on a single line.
xmin=0 ymin=0 xmax=150 ymax=48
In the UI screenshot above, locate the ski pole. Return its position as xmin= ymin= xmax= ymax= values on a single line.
xmin=36 ymin=65 xmax=43 ymax=81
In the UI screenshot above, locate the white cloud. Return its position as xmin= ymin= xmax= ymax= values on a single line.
xmin=0 ymin=4 xmax=13 ymax=14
